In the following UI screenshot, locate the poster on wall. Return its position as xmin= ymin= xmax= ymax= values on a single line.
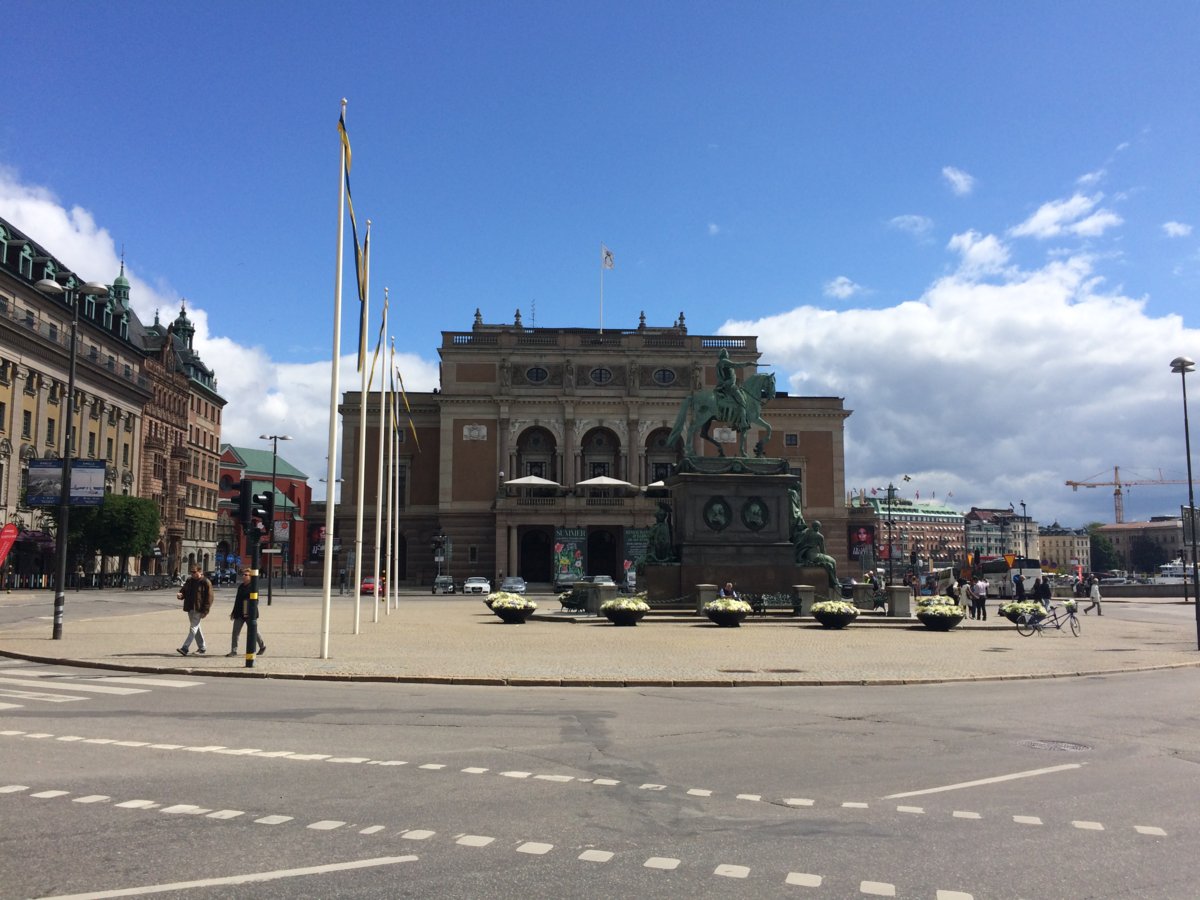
xmin=553 ymin=527 xmax=586 ymax=582
xmin=848 ymin=524 xmax=876 ymax=562
xmin=622 ymin=527 xmax=649 ymax=587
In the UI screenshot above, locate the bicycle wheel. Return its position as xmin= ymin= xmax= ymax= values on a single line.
xmin=1016 ymin=613 xmax=1037 ymax=636
xmin=1069 ymin=614 xmax=1080 ymax=636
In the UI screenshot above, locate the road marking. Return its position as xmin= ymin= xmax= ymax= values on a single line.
xmin=843 ymin=801 xmax=869 ymax=809
xmin=308 ymin=820 xmax=345 ymax=830
xmin=715 ymin=864 xmax=749 ymax=878
xmin=516 ymin=842 xmax=553 ymax=855
xmin=162 ymin=805 xmax=209 ymax=815
xmin=884 ymin=763 xmax=1083 ymax=799
xmin=328 ymin=757 xmax=370 ymax=764
xmin=786 ymin=872 xmax=822 ymax=887
xmin=74 ymin=795 xmax=111 ymax=804
xmin=501 ymin=771 xmax=531 ymax=779
xmin=254 ymin=815 xmax=292 ymax=825
xmin=0 ymin=702 xmax=22 ymax=710
xmin=115 ymin=800 xmax=158 ymax=809
xmin=1135 ymin=825 xmax=1167 ymax=836
xmin=418 ymin=763 xmax=446 ymax=770
xmin=688 ymin=789 xmax=712 ymax=797
xmin=784 ymin=798 xmax=814 ymax=806
xmin=206 ymin=810 xmax=244 ymax=819
xmin=737 ymin=793 xmax=761 ymax=801
xmin=593 ymin=778 xmax=619 ymax=786
xmin=32 ymin=790 xmax=71 ymax=798
xmin=578 ymin=850 xmax=613 ymax=862
xmin=534 ymin=774 xmax=573 ymax=783
xmin=643 ymin=857 xmax=680 ymax=870
xmin=87 ymin=676 xmax=201 ymax=688
xmin=456 ymin=834 xmax=494 ymax=847
xmin=861 ymin=881 xmax=896 ymax=896
xmin=1013 ymin=815 xmax=1042 ymax=825
xmin=952 ymin=811 xmax=982 ymax=820
xmin=402 ymin=829 xmax=436 ymax=840
xmin=0 ymin=676 xmax=147 ymax=695
xmin=461 ymin=767 xmax=488 ymax=774
xmin=0 ymin=785 xmax=30 ymax=793
xmin=640 ymin=783 xmax=667 ymax=791
xmin=0 ymin=688 xmax=85 ymax=703
xmin=56 ymin=735 xmax=86 ymax=741
xmin=1072 ymin=820 xmax=1104 ymax=831
xmin=936 ymin=892 xmax=974 ymax=900
xmin=897 ymin=806 xmax=924 ymax=814
xmin=37 ymin=854 xmax=418 ymax=898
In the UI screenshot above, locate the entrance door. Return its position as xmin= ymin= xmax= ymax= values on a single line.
xmin=519 ymin=529 xmax=553 ymax=582
xmin=586 ymin=528 xmax=619 ymax=579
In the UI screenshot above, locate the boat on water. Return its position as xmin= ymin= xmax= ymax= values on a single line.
xmin=1153 ymin=559 xmax=1190 ymax=584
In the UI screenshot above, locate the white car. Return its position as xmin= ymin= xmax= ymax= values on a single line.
xmin=463 ymin=576 xmax=491 ymax=595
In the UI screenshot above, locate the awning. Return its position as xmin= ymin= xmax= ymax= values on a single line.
xmin=503 ymin=475 xmax=561 ymax=487
xmin=576 ymin=476 xmax=635 ymax=488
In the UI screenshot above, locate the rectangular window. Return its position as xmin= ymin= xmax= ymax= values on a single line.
xmin=590 ymin=462 xmax=610 ymax=478
xmin=0 ymin=400 xmax=6 ymax=431
xmin=87 ymin=433 xmax=96 ymax=457
xmin=784 ymin=433 xmax=799 ymax=447
xmin=652 ymin=462 xmax=672 ymax=482
xmin=106 ymin=437 xmax=114 ymax=461
xmin=122 ymin=443 xmax=130 ymax=466
xmin=23 ymin=410 xmax=32 ymax=438
xmin=46 ymin=418 xmax=56 ymax=446
xmin=469 ymin=545 xmax=478 ymax=564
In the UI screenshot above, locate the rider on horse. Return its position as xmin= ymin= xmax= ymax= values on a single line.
xmin=715 ymin=348 xmax=754 ymax=429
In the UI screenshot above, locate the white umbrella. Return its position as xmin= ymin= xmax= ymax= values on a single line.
xmin=576 ymin=475 xmax=635 ymax=488
xmin=504 ymin=475 xmax=561 ymax=487
xmin=641 ymin=480 xmax=667 ymax=491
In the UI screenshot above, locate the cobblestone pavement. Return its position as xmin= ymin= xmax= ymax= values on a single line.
xmin=1 ymin=589 xmax=1197 ymax=686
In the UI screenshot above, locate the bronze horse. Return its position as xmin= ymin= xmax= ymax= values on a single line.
xmin=667 ymin=370 xmax=776 ymax=457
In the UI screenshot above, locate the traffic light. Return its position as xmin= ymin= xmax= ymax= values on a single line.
xmin=252 ymin=488 xmax=274 ymax=525
xmin=231 ymin=478 xmax=253 ymax=527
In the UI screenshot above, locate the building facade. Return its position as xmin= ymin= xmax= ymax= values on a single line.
xmin=1097 ymin=518 xmax=1184 ymax=573
xmin=846 ymin=493 xmax=966 ymax=579
xmin=964 ymin=507 xmax=1041 ymax=563
xmin=1038 ymin=522 xmax=1092 ymax=573
xmin=219 ymin=444 xmax=312 ymax=576
xmin=338 ymin=311 xmax=850 ymax=587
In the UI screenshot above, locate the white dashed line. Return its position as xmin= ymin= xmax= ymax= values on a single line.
xmin=115 ymin=800 xmax=158 ymax=809
xmin=578 ymin=850 xmax=613 ymax=862
xmin=715 ymin=864 xmax=749 ymax=878
xmin=457 ymin=834 xmax=494 ymax=847
xmin=861 ymin=880 xmax=896 ymax=896
xmin=308 ymin=820 xmax=345 ymax=830
xmin=1135 ymin=825 xmax=1167 ymax=836
xmin=785 ymin=797 xmax=814 ymax=807
xmin=1013 ymin=815 xmax=1042 ymax=825
xmin=31 ymin=790 xmax=70 ymax=799
xmin=73 ymin=795 xmax=111 ymax=804
xmin=328 ymin=757 xmax=370 ymax=764
xmin=55 ymin=735 xmax=85 ymax=742
xmin=1072 ymin=820 xmax=1104 ymax=831
xmin=897 ymin=805 xmax=924 ymax=814
xmin=593 ymin=778 xmax=619 ymax=786
xmin=644 ymin=856 xmax=680 ymax=870
xmin=687 ymin=788 xmax=712 ymax=797
xmin=516 ymin=841 xmax=553 ymax=855
xmin=640 ymin=783 xmax=667 ymax=791
xmin=737 ymin=793 xmax=761 ymax=802
xmin=952 ymin=810 xmax=981 ymax=820
xmin=162 ymin=804 xmax=210 ymax=815
xmin=402 ymin=829 xmax=436 ymax=840
xmin=843 ymin=801 xmax=869 ymax=809
xmin=419 ymin=763 xmax=446 ymax=770
xmin=254 ymin=815 xmax=293 ymax=825
xmin=534 ymin=774 xmax=574 ymax=783
xmin=462 ymin=767 xmax=488 ymax=774
xmin=0 ymin=785 xmax=30 ymax=793
xmin=936 ymin=891 xmax=974 ymax=900
xmin=501 ymin=771 xmax=532 ymax=779
xmin=207 ymin=810 xmax=244 ymax=819
xmin=787 ymin=872 xmax=822 ymax=887
xmin=359 ymin=825 xmax=385 ymax=834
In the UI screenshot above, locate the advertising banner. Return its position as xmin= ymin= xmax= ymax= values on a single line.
xmin=0 ymin=523 xmax=18 ymax=568
xmin=848 ymin=524 xmax=875 ymax=561
xmin=553 ymin=527 xmax=586 ymax=582
xmin=26 ymin=459 xmax=107 ymax=507
xmin=622 ymin=527 xmax=649 ymax=585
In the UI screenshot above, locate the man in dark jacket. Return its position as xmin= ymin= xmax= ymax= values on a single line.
xmin=177 ymin=565 xmax=213 ymax=656
xmin=227 ymin=568 xmax=266 ymax=657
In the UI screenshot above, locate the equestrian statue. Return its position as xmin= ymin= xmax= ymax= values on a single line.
xmin=666 ymin=349 xmax=776 ymax=457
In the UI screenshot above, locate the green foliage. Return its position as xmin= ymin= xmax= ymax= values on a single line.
xmin=1086 ymin=523 xmax=1120 ymax=572
xmin=1129 ymin=535 xmax=1168 ymax=574
xmin=93 ymin=495 xmax=160 ymax=559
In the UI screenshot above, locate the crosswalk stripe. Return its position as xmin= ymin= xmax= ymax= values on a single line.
xmin=0 ymin=688 xmax=86 ymax=703
xmin=87 ymin=676 xmax=202 ymax=688
xmin=0 ymin=676 xmax=147 ymax=695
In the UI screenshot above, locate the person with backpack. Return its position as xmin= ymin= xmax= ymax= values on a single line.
xmin=177 ymin=565 xmax=214 ymax=656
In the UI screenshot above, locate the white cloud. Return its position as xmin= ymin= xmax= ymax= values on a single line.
xmin=0 ymin=167 xmax=440 ymax=499
xmin=1077 ymin=168 xmax=1106 ymax=187
xmin=722 ymin=241 xmax=1195 ymax=527
xmin=707 ymin=222 xmax=720 ymax=236
xmin=946 ymin=230 xmax=1010 ymax=276
xmin=823 ymin=276 xmax=862 ymax=299
xmin=888 ymin=214 xmax=934 ymax=238
xmin=942 ymin=166 xmax=976 ymax=196
xmin=1163 ymin=221 xmax=1192 ymax=238
xmin=1009 ymin=193 xmax=1123 ymax=240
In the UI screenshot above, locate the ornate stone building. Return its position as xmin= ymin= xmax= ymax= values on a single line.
xmin=338 ymin=310 xmax=850 ymax=587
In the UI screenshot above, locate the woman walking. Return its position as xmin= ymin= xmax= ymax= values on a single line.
xmin=1083 ymin=575 xmax=1102 ymax=616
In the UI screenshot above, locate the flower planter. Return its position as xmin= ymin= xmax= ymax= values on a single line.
xmin=707 ymin=610 xmax=747 ymax=628
xmin=494 ymin=607 xmax=533 ymax=624
xmin=604 ymin=608 xmax=646 ymax=626
xmin=813 ymin=610 xmax=856 ymax=629
xmin=917 ymin=612 xmax=964 ymax=631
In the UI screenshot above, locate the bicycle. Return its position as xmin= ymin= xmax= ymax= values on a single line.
xmin=1016 ymin=602 xmax=1080 ymax=637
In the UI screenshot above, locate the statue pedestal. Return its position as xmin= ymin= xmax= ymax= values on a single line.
xmin=887 ymin=585 xmax=913 ymax=617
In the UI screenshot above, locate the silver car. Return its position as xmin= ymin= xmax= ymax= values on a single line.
xmin=499 ymin=576 xmax=527 ymax=594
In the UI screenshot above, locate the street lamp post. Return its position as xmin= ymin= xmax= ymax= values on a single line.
xmin=1020 ymin=500 xmax=1029 ymax=559
xmin=885 ymin=483 xmax=896 ymax=585
xmin=1169 ymin=356 xmax=1200 ymax=651
xmin=35 ymin=277 xmax=109 ymax=640
xmin=259 ymin=433 xmax=292 ymax=607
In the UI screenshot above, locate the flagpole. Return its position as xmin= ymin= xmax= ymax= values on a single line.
xmin=599 ymin=241 xmax=604 ymax=334
xmin=321 ymin=99 xmax=348 ymax=660
xmin=384 ymin=339 xmax=396 ymax=615
xmin=371 ymin=290 xmax=388 ymax=624
xmin=352 ymin=220 xmax=371 ymax=635
xmin=391 ymin=380 xmax=400 ymax=612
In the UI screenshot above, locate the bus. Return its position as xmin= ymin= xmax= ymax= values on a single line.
xmin=980 ymin=557 xmax=1042 ymax=599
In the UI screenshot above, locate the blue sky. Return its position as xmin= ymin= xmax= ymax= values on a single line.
xmin=3 ymin=1 xmax=1199 ymax=527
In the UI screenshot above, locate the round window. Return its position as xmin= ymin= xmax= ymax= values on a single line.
xmin=526 ymin=366 xmax=548 ymax=384
xmin=590 ymin=367 xmax=613 ymax=385
xmin=652 ymin=368 xmax=676 ymax=386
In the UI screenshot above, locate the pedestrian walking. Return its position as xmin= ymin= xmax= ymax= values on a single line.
xmin=227 ymin=569 xmax=265 ymax=657
xmin=973 ymin=576 xmax=989 ymax=621
xmin=1084 ymin=575 xmax=1102 ymax=615
xmin=338 ymin=568 xmax=347 ymax=596
xmin=962 ymin=579 xmax=977 ymax=619
xmin=1013 ymin=572 xmax=1027 ymax=600
xmin=1032 ymin=576 xmax=1052 ymax=611
xmin=177 ymin=565 xmax=213 ymax=656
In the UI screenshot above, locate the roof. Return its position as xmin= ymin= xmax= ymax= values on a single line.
xmin=223 ymin=445 xmax=308 ymax=481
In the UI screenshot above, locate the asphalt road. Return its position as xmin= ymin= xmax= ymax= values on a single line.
xmin=1 ymin=657 xmax=1196 ymax=899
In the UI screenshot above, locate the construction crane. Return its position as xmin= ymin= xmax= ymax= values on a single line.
xmin=1065 ymin=466 xmax=1189 ymax=523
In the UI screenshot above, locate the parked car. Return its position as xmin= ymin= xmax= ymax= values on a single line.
xmin=360 ymin=575 xmax=386 ymax=596
xmin=462 ymin=576 xmax=491 ymax=595
xmin=431 ymin=575 xmax=456 ymax=595
xmin=553 ymin=573 xmax=582 ymax=592
xmin=580 ymin=575 xmax=615 ymax=585
xmin=499 ymin=576 xmax=527 ymax=594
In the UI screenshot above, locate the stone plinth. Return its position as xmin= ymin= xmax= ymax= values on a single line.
xmin=887 ymin=585 xmax=912 ymax=617
xmin=695 ymin=583 xmax=718 ymax=614
xmin=793 ymin=584 xmax=816 ymax=615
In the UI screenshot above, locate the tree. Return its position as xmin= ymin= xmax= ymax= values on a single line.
xmin=1130 ymin=535 xmax=1168 ymax=575
xmin=92 ymin=495 xmax=160 ymax=575
xmin=1086 ymin=522 xmax=1120 ymax=572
